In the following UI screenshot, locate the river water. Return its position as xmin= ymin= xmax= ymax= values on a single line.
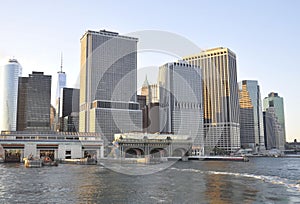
xmin=0 ymin=157 xmax=299 ymax=203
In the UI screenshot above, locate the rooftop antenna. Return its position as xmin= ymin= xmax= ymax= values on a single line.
xmin=60 ymin=52 xmax=63 ymax=72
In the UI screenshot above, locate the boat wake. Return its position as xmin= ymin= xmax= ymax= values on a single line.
xmin=170 ymin=167 xmax=300 ymax=193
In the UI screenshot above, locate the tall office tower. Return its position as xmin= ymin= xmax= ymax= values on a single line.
xmin=263 ymin=92 xmax=286 ymax=143
xmin=263 ymin=107 xmax=285 ymax=150
xmin=141 ymin=76 xmax=159 ymax=104
xmin=0 ymin=59 xmax=22 ymax=131
xmin=184 ymin=47 xmax=240 ymax=154
xmin=80 ymin=30 xmax=142 ymax=143
xmin=55 ymin=55 xmax=66 ymax=131
xmin=239 ymin=80 xmax=265 ymax=151
xmin=60 ymin=88 xmax=79 ymax=132
xmin=17 ymin=71 xmax=52 ymax=131
xmin=159 ymin=61 xmax=204 ymax=155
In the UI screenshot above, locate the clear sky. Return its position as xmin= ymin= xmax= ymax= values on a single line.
xmin=0 ymin=0 xmax=299 ymax=142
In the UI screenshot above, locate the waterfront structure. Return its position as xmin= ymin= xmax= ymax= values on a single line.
xmin=0 ymin=131 xmax=103 ymax=162
xmin=263 ymin=107 xmax=285 ymax=150
xmin=60 ymin=88 xmax=79 ymax=132
xmin=141 ymin=76 xmax=159 ymax=104
xmin=0 ymin=59 xmax=22 ymax=132
xmin=183 ymin=47 xmax=240 ymax=154
xmin=263 ymin=92 xmax=286 ymax=142
xmin=17 ymin=72 xmax=52 ymax=131
xmin=79 ymin=30 xmax=142 ymax=143
xmin=239 ymin=80 xmax=265 ymax=151
xmin=55 ymin=55 xmax=67 ymax=131
xmin=113 ymin=132 xmax=192 ymax=158
xmin=158 ymin=61 xmax=203 ymax=155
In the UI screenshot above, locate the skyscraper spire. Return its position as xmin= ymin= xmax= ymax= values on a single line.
xmin=60 ymin=52 xmax=63 ymax=72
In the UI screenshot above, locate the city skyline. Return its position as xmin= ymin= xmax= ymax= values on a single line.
xmin=0 ymin=1 xmax=299 ymax=142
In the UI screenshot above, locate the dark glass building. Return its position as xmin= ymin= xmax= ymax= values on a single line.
xmin=17 ymin=71 xmax=51 ymax=131
xmin=60 ymin=88 xmax=79 ymax=132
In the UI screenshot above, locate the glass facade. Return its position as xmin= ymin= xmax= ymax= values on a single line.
xmin=0 ymin=59 xmax=22 ymax=131
xmin=17 ymin=72 xmax=52 ymax=131
xmin=239 ymin=80 xmax=265 ymax=151
xmin=263 ymin=92 xmax=286 ymax=143
xmin=158 ymin=61 xmax=204 ymax=154
xmin=263 ymin=108 xmax=285 ymax=150
xmin=183 ymin=47 xmax=240 ymax=154
xmin=79 ymin=30 xmax=142 ymax=142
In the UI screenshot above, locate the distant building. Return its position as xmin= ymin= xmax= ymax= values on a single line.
xmin=141 ymin=76 xmax=159 ymax=104
xmin=137 ymin=95 xmax=146 ymax=110
xmin=55 ymin=55 xmax=66 ymax=131
xmin=0 ymin=59 xmax=22 ymax=132
xmin=158 ymin=61 xmax=203 ymax=155
xmin=239 ymin=80 xmax=265 ymax=151
xmin=263 ymin=107 xmax=285 ymax=150
xmin=137 ymin=95 xmax=160 ymax=133
xmin=79 ymin=30 xmax=142 ymax=143
xmin=184 ymin=47 xmax=240 ymax=154
xmin=263 ymin=92 xmax=286 ymax=142
xmin=60 ymin=88 xmax=79 ymax=132
xmin=17 ymin=71 xmax=52 ymax=131
xmin=50 ymin=105 xmax=56 ymax=130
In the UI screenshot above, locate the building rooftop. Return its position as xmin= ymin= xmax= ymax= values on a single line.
xmin=80 ymin=29 xmax=138 ymax=41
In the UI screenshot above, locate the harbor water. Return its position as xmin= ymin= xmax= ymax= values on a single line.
xmin=0 ymin=157 xmax=299 ymax=203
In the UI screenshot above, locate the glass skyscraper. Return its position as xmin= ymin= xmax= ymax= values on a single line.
xmin=239 ymin=80 xmax=265 ymax=151
xmin=184 ymin=47 xmax=240 ymax=154
xmin=17 ymin=71 xmax=52 ymax=131
xmin=55 ymin=56 xmax=66 ymax=131
xmin=79 ymin=30 xmax=142 ymax=143
xmin=158 ymin=61 xmax=204 ymax=155
xmin=0 ymin=59 xmax=22 ymax=132
xmin=263 ymin=92 xmax=286 ymax=149
xmin=263 ymin=107 xmax=285 ymax=150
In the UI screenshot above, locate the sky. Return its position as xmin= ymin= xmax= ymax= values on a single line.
xmin=0 ymin=0 xmax=299 ymax=142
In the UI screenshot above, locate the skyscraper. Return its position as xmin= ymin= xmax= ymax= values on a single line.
xmin=17 ymin=71 xmax=52 ymax=131
xmin=263 ymin=107 xmax=285 ymax=150
xmin=239 ymin=80 xmax=265 ymax=151
xmin=79 ymin=30 xmax=142 ymax=143
xmin=159 ymin=61 xmax=204 ymax=155
xmin=60 ymin=88 xmax=79 ymax=132
xmin=141 ymin=76 xmax=159 ymax=104
xmin=0 ymin=59 xmax=22 ymax=131
xmin=263 ymin=92 xmax=286 ymax=143
xmin=184 ymin=47 xmax=240 ymax=154
xmin=55 ymin=54 xmax=66 ymax=131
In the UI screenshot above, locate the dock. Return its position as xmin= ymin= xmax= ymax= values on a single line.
xmin=168 ymin=156 xmax=249 ymax=162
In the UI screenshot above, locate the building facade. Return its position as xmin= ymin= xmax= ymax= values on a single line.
xmin=141 ymin=76 xmax=159 ymax=104
xmin=184 ymin=47 xmax=240 ymax=154
xmin=263 ymin=107 xmax=285 ymax=150
xmin=263 ymin=92 xmax=286 ymax=143
xmin=0 ymin=59 xmax=22 ymax=132
xmin=79 ymin=30 xmax=142 ymax=143
xmin=17 ymin=72 xmax=52 ymax=131
xmin=60 ymin=88 xmax=80 ymax=132
xmin=158 ymin=61 xmax=204 ymax=155
xmin=239 ymin=80 xmax=265 ymax=151
xmin=0 ymin=131 xmax=104 ymax=162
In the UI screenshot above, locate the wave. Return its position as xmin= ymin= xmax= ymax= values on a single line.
xmin=169 ymin=167 xmax=300 ymax=193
